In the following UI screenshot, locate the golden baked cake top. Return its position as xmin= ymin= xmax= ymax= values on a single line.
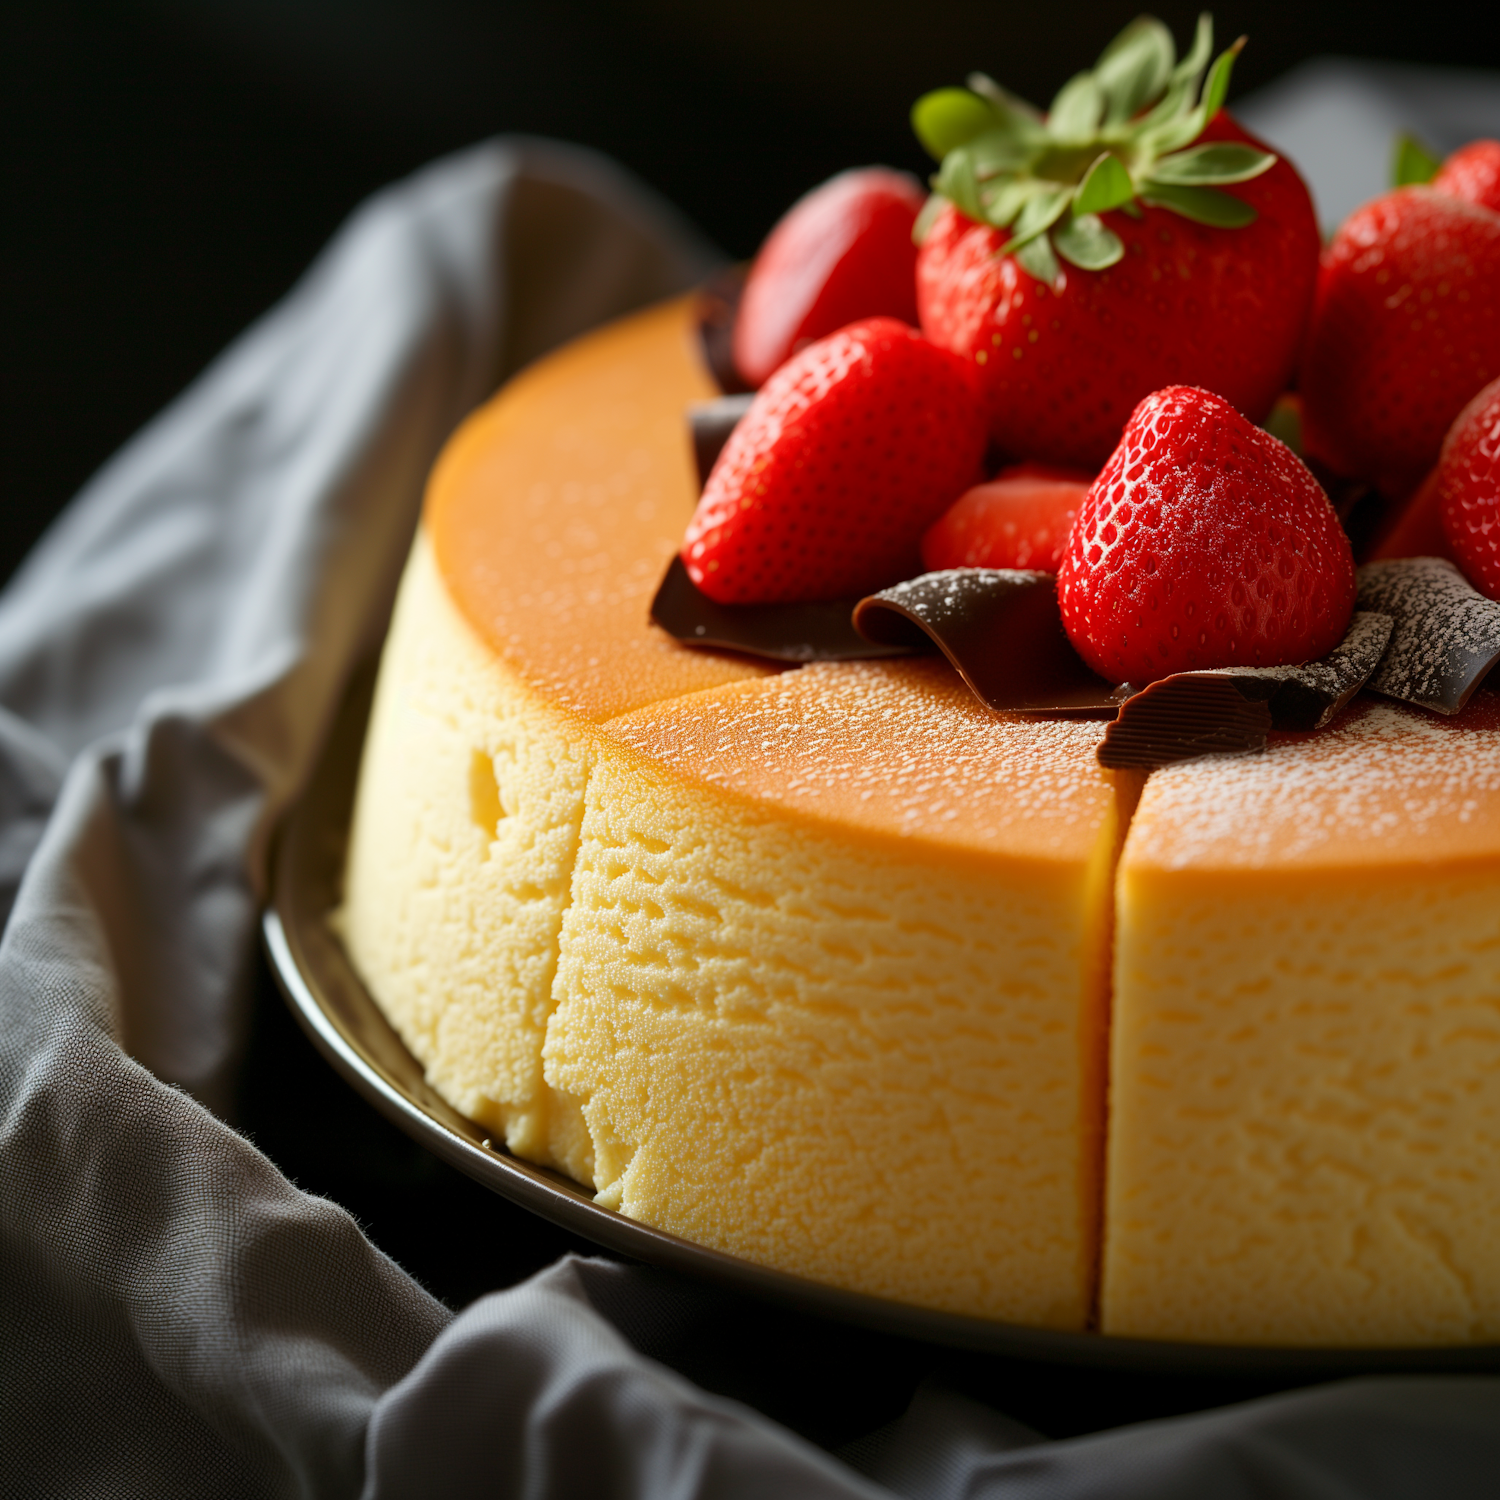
xmin=428 ymin=301 xmax=774 ymax=725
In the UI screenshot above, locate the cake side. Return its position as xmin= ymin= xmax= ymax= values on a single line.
xmin=1105 ymin=694 xmax=1500 ymax=1345
xmin=540 ymin=660 xmax=1133 ymax=1324
xmin=339 ymin=533 xmax=597 ymax=1173
xmin=343 ymin=298 xmax=779 ymax=1176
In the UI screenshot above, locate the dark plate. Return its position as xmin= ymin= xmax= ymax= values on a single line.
xmin=264 ymin=668 xmax=1500 ymax=1375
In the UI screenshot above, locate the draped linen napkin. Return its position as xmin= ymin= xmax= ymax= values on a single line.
xmin=4 ymin=78 xmax=1499 ymax=1499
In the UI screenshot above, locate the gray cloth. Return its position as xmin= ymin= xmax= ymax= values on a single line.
xmin=3 ymin=97 xmax=1499 ymax=1499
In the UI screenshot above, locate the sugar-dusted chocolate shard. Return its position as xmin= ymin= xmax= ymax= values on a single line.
xmin=689 ymin=394 xmax=755 ymax=488
xmin=651 ymin=555 xmax=915 ymax=662
xmin=1097 ymin=611 xmax=1395 ymax=769
xmin=1358 ymin=557 xmax=1500 ymax=714
xmin=853 ymin=569 xmax=1126 ymax=713
xmin=1208 ymin=611 xmax=1395 ymax=730
xmin=695 ymin=263 xmax=753 ymax=395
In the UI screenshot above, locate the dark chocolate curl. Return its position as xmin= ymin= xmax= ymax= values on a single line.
xmin=1357 ymin=557 xmax=1500 ymax=714
xmin=1097 ymin=611 xmax=1395 ymax=769
xmin=1098 ymin=677 xmax=1274 ymax=769
xmin=853 ymin=569 xmax=1125 ymax=713
xmin=695 ymin=264 xmax=752 ymax=395
xmin=1207 ymin=611 xmax=1394 ymax=730
xmin=651 ymin=555 xmax=915 ymax=662
xmin=689 ymin=394 xmax=755 ymax=488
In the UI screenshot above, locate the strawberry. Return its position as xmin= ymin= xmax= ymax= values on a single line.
xmin=1366 ymin=466 xmax=1456 ymax=566
xmin=732 ymin=168 xmax=926 ymax=389
xmin=910 ymin=17 xmax=1319 ymax=470
xmin=1056 ymin=386 xmax=1356 ymax=683
xmin=1438 ymin=375 xmax=1500 ymax=601
xmin=1432 ymin=140 xmax=1500 ymax=214
xmin=683 ymin=318 xmax=988 ymax=604
xmin=920 ymin=462 xmax=1093 ymax=572
xmin=1298 ymin=188 xmax=1500 ymax=501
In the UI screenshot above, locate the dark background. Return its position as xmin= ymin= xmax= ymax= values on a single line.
xmin=8 ymin=1 xmax=1500 ymax=589
xmin=8 ymin=0 xmax=1500 ymax=1444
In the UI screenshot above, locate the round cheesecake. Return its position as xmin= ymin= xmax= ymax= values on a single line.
xmin=340 ymin=296 xmax=1500 ymax=1345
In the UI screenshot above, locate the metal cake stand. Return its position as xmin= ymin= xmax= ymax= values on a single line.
xmin=264 ymin=670 xmax=1500 ymax=1375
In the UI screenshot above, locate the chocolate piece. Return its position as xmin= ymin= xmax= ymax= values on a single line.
xmin=1098 ymin=612 xmax=1396 ymax=769
xmin=651 ymin=554 xmax=915 ymax=662
xmin=1208 ymin=611 xmax=1395 ymax=730
xmin=1358 ymin=557 xmax=1500 ymax=714
xmin=1098 ymin=677 xmax=1274 ymax=769
xmin=695 ymin=264 xmax=753 ymax=395
xmin=689 ymin=394 xmax=755 ymax=488
xmin=853 ymin=569 xmax=1126 ymax=713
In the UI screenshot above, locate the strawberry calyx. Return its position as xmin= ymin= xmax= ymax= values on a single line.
xmin=910 ymin=12 xmax=1276 ymax=282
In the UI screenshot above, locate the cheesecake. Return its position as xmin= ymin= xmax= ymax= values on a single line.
xmin=340 ymin=295 xmax=1500 ymax=1342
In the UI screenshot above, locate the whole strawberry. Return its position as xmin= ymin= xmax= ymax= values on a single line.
xmin=733 ymin=168 xmax=925 ymax=390
xmin=1299 ymin=188 xmax=1500 ymax=500
xmin=1432 ymin=139 xmax=1500 ymax=214
xmin=921 ymin=462 xmax=1093 ymax=573
xmin=1056 ymin=386 xmax=1356 ymax=683
xmin=1438 ymin=376 xmax=1500 ymax=601
xmin=683 ymin=318 xmax=987 ymax=604
xmin=911 ymin=17 xmax=1319 ymax=469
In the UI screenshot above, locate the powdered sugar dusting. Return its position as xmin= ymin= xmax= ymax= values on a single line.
xmin=1359 ymin=557 xmax=1500 ymax=713
xmin=606 ymin=659 xmax=1113 ymax=859
xmin=1131 ymin=695 xmax=1500 ymax=870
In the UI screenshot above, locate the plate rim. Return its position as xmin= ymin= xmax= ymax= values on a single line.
xmin=263 ymin=674 xmax=1500 ymax=1376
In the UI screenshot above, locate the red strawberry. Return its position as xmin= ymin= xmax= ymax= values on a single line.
xmin=1438 ymin=375 xmax=1500 ymax=600
xmin=732 ymin=168 xmax=925 ymax=389
xmin=921 ymin=462 xmax=1093 ymax=572
xmin=910 ymin=15 xmax=1319 ymax=470
xmin=1366 ymin=466 xmax=1456 ymax=566
xmin=1298 ymin=188 xmax=1500 ymax=500
xmin=1433 ymin=139 xmax=1500 ymax=214
xmin=683 ymin=318 xmax=987 ymax=604
xmin=1056 ymin=386 xmax=1356 ymax=683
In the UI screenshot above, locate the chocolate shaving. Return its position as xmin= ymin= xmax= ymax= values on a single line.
xmin=1357 ymin=558 xmax=1500 ymax=714
xmin=1098 ymin=678 xmax=1274 ymax=769
xmin=651 ymin=555 xmax=915 ymax=662
xmin=695 ymin=264 xmax=752 ymax=395
xmin=1207 ymin=612 xmax=1395 ymax=730
xmin=1097 ymin=611 xmax=1395 ymax=769
xmin=689 ymin=394 xmax=755 ymax=488
xmin=853 ymin=569 xmax=1126 ymax=713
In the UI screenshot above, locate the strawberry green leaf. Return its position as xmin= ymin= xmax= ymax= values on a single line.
xmin=936 ymin=149 xmax=985 ymax=221
xmin=920 ymin=17 xmax=1267 ymax=244
xmin=969 ymin=129 xmax=1039 ymax=177
xmin=1392 ymin=132 xmax=1440 ymax=187
xmin=1016 ymin=233 xmax=1061 ymax=283
xmin=982 ymin=177 xmax=1035 ymax=228
xmin=912 ymin=88 xmax=996 ymax=160
xmin=1049 ymin=71 xmax=1105 ymax=141
xmin=1095 ymin=16 xmax=1175 ymax=126
xmin=1001 ymin=186 xmax=1071 ymax=252
xmin=1169 ymin=13 xmax=1214 ymax=89
xmin=1150 ymin=142 xmax=1276 ymax=185
xmin=966 ymin=73 xmax=1046 ymax=133
xmin=1200 ymin=37 xmax=1245 ymax=119
xmin=1074 ymin=152 xmax=1136 ymax=214
xmin=1053 ymin=213 xmax=1125 ymax=270
xmin=1140 ymin=182 xmax=1257 ymax=227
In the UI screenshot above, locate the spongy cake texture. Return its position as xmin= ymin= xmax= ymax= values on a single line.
xmin=1108 ymin=696 xmax=1500 ymax=1345
xmin=547 ymin=660 xmax=1124 ymax=1322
